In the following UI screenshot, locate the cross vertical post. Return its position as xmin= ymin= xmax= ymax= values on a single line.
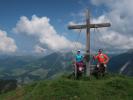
xmin=86 ymin=9 xmax=91 ymax=76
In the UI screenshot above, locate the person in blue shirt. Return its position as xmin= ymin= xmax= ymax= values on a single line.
xmin=76 ymin=50 xmax=83 ymax=63
xmin=75 ymin=50 xmax=84 ymax=71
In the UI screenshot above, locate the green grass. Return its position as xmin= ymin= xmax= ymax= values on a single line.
xmin=0 ymin=74 xmax=133 ymax=100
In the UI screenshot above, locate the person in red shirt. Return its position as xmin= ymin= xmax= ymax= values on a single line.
xmin=93 ymin=49 xmax=109 ymax=69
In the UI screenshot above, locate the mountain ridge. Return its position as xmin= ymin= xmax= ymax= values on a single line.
xmin=0 ymin=75 xmax=133 ymax=100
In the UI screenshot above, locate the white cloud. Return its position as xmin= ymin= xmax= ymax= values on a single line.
xmin=13 ymin=15 xmax=83 ymax=51
xmin=99 ymin=29 xmax=133 ymax=50
xmin=34 ymin=45 xmax=47 ymax=54
xmin=91 ymin=15 xmax=110 ymax=23
xmin=91 ymin=0 xmax=114 ymax=6
xmin=68 ymin=21 xmax=84 ymax=26
xmin=90 ymin=0 xmax=133 ymax=50
xmin=68 ymin=21 xmax=77 ymax=26
xmin=0 ymin=30 xmax=17 ymax=53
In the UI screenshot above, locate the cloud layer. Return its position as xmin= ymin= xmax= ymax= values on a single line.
xmin=0 ymin=30 xmax=17 ymax=53
xmin=91 ymin=0 xmax=133 ymax=51
xmin=13 ymin=15 xmax=82 ymax=52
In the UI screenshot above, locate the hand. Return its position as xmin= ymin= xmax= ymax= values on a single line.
xmin=104 ymin=64 xmax=107 ymax=67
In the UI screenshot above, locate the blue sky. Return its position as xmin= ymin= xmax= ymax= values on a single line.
xmin=0 ymin=0 xmax=103 ymax=33
xmin=0 ymin=0 xmax=132 ymax=55
xmin=0 ymin=0 xmax=87 ymax=29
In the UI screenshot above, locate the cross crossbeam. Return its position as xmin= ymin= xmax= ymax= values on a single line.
xmin=68 ymin=23 xmax=111 ymax=29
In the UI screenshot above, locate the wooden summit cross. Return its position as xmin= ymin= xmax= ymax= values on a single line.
xmin=68 ymin=10 xmax=111 ymax=77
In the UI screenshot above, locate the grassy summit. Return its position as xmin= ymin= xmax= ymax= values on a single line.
xmin=0 ymin=74 xmax=133 ymax=100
